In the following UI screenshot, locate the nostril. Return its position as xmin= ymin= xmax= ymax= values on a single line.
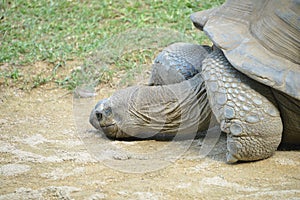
xmin=95 ymin=111 xmax=103 ymax=121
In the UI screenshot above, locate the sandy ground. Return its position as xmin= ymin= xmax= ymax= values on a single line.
xmin=1 ymin=73 xmax=300 ymax=200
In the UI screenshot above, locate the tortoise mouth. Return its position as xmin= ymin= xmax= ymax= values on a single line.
xmin=100 ymin=123 xmax=116 ymax=129
xmin=99 ymin=123 xmax=118 ymax=135
xmin=99 ymin=122 xmax=120 ymax=139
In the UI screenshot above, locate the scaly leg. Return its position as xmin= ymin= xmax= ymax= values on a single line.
xmin=202 ymin=48 xmax=283 ymax=163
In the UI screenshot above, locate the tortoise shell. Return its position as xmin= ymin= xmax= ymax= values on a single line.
xmin=191 ymin=0 xmax=300 ymax=100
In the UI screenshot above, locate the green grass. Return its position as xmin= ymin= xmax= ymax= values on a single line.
xmin=0 ymin=0 xmax=224 ymax=90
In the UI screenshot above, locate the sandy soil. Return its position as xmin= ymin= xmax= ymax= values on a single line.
xmin=0 ymin=65 xmax=300 ymax=200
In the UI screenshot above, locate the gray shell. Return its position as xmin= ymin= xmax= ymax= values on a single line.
xmin=191 ymin=0 xmax=300 ymax=100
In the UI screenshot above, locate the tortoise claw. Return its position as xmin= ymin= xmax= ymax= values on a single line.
xmin=226 ymin=152 xmax=238 ymax=164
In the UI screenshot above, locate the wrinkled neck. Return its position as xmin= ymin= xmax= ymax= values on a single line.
xmin=110 ymin=74 xmax=212 ymax=139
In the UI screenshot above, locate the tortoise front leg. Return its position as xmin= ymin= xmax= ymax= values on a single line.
xmin=202 ymin=49 xmax=283 ymax=163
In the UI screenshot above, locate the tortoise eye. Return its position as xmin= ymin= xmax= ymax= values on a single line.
xmin=95 ymin=111 xmax=103 ymax=121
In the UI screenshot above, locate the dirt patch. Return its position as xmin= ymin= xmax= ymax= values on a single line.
xmin=0 ymin=62 xmax=300 ymax=199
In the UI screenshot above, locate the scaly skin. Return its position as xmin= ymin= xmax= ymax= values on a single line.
xmin=202 ymin=48 xmax=283 ymax=162
xmin=149 ymin=43 xmax=211 ymax=85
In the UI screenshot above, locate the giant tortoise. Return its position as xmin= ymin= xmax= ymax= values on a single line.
xmin=90 ymin=0 xmax=300 ymax=163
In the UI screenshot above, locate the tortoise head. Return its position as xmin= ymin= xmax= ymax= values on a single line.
xmin=89 ymin=98 xmax=121 ymax=138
